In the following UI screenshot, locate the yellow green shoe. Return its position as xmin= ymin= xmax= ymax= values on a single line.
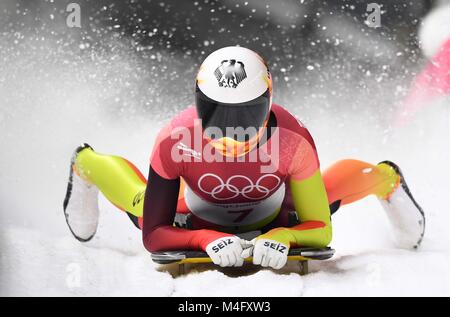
xmin=63 ymin=144 xmax=99 ymax=242
xmin=377 ymin=161 xmax=425 ymax=249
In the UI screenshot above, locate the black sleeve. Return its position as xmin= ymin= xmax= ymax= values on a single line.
xmin=142 ymin=166 xmax=180 ymax=251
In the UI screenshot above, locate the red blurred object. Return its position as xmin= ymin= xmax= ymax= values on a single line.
xmin=396 ymin=38 xmax=450 ymax=127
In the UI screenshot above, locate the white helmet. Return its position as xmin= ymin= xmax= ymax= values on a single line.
xmin=195 ymin=46 xmax=273 ymax=142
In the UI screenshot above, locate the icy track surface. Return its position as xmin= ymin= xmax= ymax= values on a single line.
xmin=2 ymin=110 xmax=450 ymax=297
xmin=2 ymin=172 xmax=450 ymax=297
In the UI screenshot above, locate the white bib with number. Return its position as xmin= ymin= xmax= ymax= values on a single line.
xmin=184 ymin=183 xmax=285 ymax=227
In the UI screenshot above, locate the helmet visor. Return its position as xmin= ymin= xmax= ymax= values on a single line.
xmin=196 ymin=86 xmax=271 ymax=141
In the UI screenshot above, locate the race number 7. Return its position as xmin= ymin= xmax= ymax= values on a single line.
xmin=228 ymin=208 xmax=253 ymax=223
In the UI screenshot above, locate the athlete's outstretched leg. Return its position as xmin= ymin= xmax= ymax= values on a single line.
xmin=63 ymin=144 xmax=147 ymax=241
xmin=74 ymin=145 xmax=147 ymax=216
xmin=323 ymin=159 xmax=400 ymax=209
xmin=323 ymin=159 xmax=425 ymax=248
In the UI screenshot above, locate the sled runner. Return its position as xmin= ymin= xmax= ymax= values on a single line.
xmin=151 ymin=247 xmax=335 ymax=275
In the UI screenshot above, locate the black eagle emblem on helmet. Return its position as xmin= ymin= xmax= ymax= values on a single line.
xmin=214 ymin=60 xmax=247 ymax=88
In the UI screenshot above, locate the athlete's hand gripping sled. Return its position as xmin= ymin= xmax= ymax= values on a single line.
xmin=151 ymin=247 xmax=335 ymax=275
xmin=63 ymin=145 xmax=424 ymax=276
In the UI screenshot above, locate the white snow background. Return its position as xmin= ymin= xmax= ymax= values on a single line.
xmin=1 ymin=2 xmax=450 ymax=297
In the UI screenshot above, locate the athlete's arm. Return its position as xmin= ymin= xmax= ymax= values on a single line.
xmin=257 ymin=170 xmax=332 ymax=248
xmin=257 ymin=134 xmax=332 ymax=248
xmin=252 ymin=169 xmax=331 ymax=269
xmin=142 ymin=166 xmax=232 ymax=253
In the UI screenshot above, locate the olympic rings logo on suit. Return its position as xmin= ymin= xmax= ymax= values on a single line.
xmin=197 ymin=173 xmax=281 ymax=200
